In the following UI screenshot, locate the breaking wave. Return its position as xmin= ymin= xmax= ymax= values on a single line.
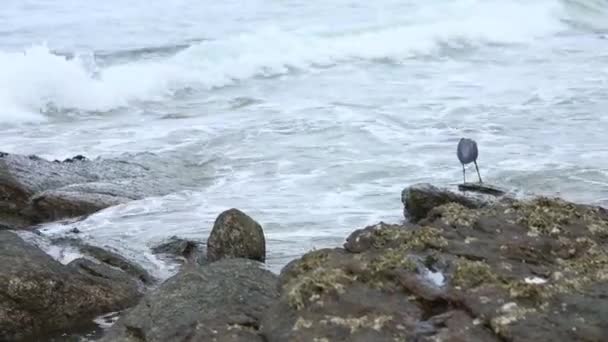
xmin=0 ymin=0 xmax=604 ymax=123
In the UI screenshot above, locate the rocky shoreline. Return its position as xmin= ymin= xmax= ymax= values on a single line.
xmin=2 ymin=152 xmax=607 ymax=341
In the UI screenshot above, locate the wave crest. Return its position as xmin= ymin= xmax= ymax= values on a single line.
xmin=1 ymin=0 xmax=603 ymax=123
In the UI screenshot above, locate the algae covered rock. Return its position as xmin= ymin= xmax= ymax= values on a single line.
xmin=100 ymin=258 xmax=278 ymax=342
xmin=426 ymin=196 xmax=608 ymax=341
xmin=264 ymin=190 xmax=608 ymax=342
xmin=423 ymin=195 xmax=608 ymax=341
xmin=207 ymin=208 xmax=266 ymax=262
xmin=262 ymin=222 xmax=493 ymax=341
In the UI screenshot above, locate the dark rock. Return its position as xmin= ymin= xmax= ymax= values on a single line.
xmin=418 ymin=310 xmax=500 ymax=342
xmin=458 ymin=182 xmax=507 ymax=196
xmin=100 ymin=258 xmax=279 ymax=342
xmin=151 ymin=235 xmax=207 ymax=265
xmin=67 ymin=258 xmax=142 ymax=298
xmin=426 ymin=197 xmax=608 ymax=341
xmin=77 ymin=243 xmax=155 ymax=285
xmin=50 ymin=236 xmax=155 ymax=286
xmin=0 ymin=152 xmax=181 ymax=230
xmin=63 ymin=154 xmax=88 ymax=163
xmin=401 ymin=183 xmax=503 ymax=223
xmin=0 ymin=214 xmax=31 ymax=230
xmin=48 ymin=181 xmax=152 ymax=200
xmin=29 ymin=189 xmax=130 ymax=222
xmin=207 ymin=208 xmax=266 ymax=262
xmin=263 ymin=193 xmax=608 ymax=341
xmin=0 ymin=231 xmax=142 ymax=341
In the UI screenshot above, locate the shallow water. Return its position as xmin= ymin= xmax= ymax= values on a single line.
xmin=2 ymin=0 xmax=608 ymax=277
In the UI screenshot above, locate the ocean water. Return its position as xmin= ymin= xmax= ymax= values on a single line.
xmin=3 ymin=0 xmax=608 ymax=278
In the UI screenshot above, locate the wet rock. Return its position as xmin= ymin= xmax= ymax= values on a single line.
xmin=100 ymin=258 xmax=279 ymax=342
xmin=49 ymin=236 xmax=155 ymax=286
xmin=207 ymin=208 xmax=266 ymax=262
xmin=29 ymin=189 xmax=130 ymax=222
xmin=51 ymin=181 xmax=159 ymax=201
xmin=263 ymin=193 xmax=608 ymax=341
xmin=77 ymin=242 xmax=155 ymax=285
xmin=0 ymin=152 xmax=178 ymax=230
xmin=0 ymin=214 xmax=30 ymax=230
xmin=401 ymin=182 xmax=503 ymax=223
xmin=63 ymin=154 xmax=88 ymax=163
xmin=458 ymin=182 xmax=507 ymax=196
xmin=0 ymin=231 xmax=142 ymax=341
xmin=68 ymin=258 xmax=142 ymax=298
xmin=151 ymin=235 xmax=207 ymax=265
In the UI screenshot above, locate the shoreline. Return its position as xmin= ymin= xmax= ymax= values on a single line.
xmin=2 ymin=152 xmax=608 ymax=341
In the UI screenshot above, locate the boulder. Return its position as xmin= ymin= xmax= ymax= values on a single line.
xmin=0 ymin=152 xmax=180 ymax=230
xmin=100 ymin=258 xmax=279 ymax=342
xmin=401 ymin=182 xmax=504 ymax=223
xmin=0 ymin=231 xmax=143 ymax=341
xmin=262 ymin=194 xmax=608 ymax=341
xmin=151 ymin=235 xmax=207 ymax=265
xmin=207 ymin=208 xmax=266 ymax=262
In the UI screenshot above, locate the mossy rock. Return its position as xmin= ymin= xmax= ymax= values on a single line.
xmin=286 ymin=267 xmax=355 ymax=310
xmin=207 ymin=208 xmax=266 ymax=262
xmin=270 ymin=191 xmax=608 ymax=342
xmin=281 ymin=248 xmax=417 ymax=310
xmin=512 ymin=197 xmax=608 ymax=236
xmin=344 ymin=222 xmax=448 ymax=253
xmin=451 ymin=259 xmax=499 ymax=289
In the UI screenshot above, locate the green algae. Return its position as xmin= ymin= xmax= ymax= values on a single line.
xmin=432 ymin=202 xmax=480 ymax=227
xmin=286 ymin=267 xmax=354 ymax=310
xmin=370 ymin=225 xmax=448 ymax=251
xmin=509 ymin=197 xmax=608 ymax=236
xmin=451 ymin=259 xmax=499 ymax=289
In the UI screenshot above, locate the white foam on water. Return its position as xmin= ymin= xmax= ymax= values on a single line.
xmin=0 ymin=0 xmax=578 ymax=122
xmin=0 ymin=44 xmax=131 ymax=123
xmin=15 ymin=230 xmax=84 ymax=265
xmin=41 ymin=244 xmax=83 ymax=265
xmin=3 ymin=0 xmax=608 ymax=283
xmin=424 ymin=268 xmax=446 ymax=287
xmin=93 ymin=312 xmax=121 ymax=329
xmin=525 ymin=276 xmax=548 ymax=284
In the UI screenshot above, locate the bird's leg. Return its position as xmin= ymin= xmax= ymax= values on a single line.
xmin=474 ymin=160 xmax=482 ymax=183
xmin=462 ymin=164 xmax=466 ymax=184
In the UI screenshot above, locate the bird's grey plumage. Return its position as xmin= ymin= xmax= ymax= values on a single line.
xmin=457 ymin=138 xmax=478 ymax=164
xmin=457 ymin=138 xmax=482 ymax=183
